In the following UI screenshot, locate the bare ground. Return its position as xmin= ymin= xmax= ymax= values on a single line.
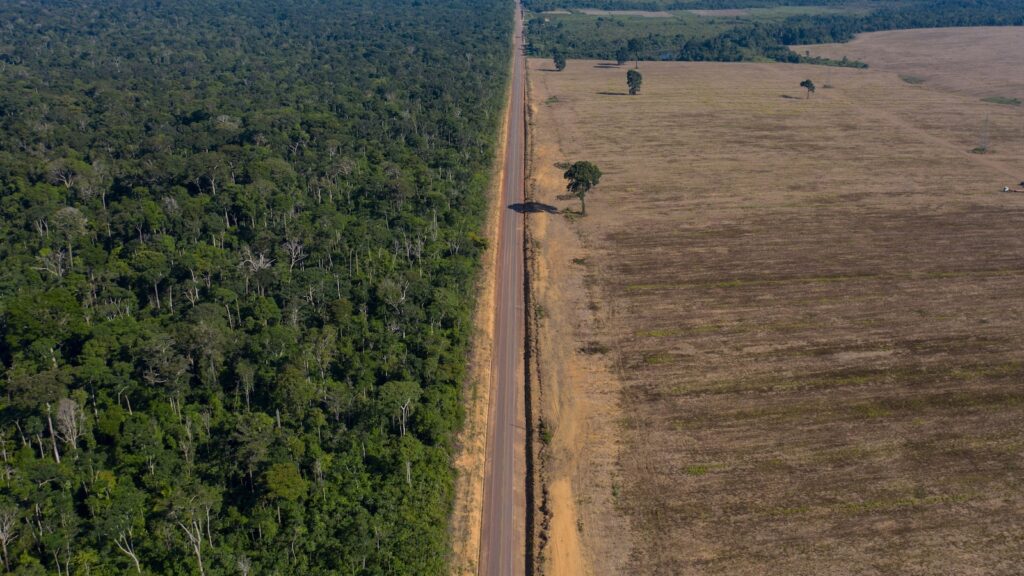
xmin=527 ymin=45 xmax=1024 ymax=576
xmin=798 ymin=27 xmax=1024 ymax=100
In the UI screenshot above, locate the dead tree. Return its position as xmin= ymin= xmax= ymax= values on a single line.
xmin=55 ymin=398 xmax=85 ymax=457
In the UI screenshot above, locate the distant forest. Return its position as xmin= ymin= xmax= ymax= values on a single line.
xmin=0 ymin=0 xmax=509 ymax=574
xmin=527 ymin=0 xmax=1024 ymax=63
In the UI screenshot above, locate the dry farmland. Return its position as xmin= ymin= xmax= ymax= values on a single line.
xmin=799 ymin=27 xmax=1024 ymax=101
xmin=527 ymin=35 xmax=1024 ymax=576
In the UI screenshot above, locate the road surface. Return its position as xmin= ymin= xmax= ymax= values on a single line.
xmin=479 ymin=3 xmax=526 ymax=576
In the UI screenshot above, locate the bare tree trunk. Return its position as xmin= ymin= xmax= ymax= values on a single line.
xmin=114 ymin=530 xmax=142 ymax=573
xmin=45 ymin=404 xmax=61 ymax=463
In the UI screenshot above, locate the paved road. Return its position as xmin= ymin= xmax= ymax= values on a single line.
xmin=479 ymin=3 xmax=526 ymax=576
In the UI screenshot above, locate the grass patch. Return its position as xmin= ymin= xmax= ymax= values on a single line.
xmin=544 ymin=95 xmax=561 ymax=105
xmin=981 ymin=96 xmax=1021 ymax=106
xmin=899 ymin=74 xmax=925 ymax=85
xmin=580 ymin=341 xmax=610 ymax=354
xmin=684 ymin=464 xmax=709 ymax=476
xmin=643 ymin=352 xmax=674 ymax=365
xmin=538 ymin=419 xmax=553 ymax=445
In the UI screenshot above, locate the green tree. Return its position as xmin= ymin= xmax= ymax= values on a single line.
xmin=616 ymin=45 xmax=629 ymax=66
xmin=801 ymin=79 xmax=816 ymax=99
xmin=563 ymin=161 xmax=602 ymax=216
xmin=627 ymin=37 xmax=644 ymax=68
xmin=553 ymin=51 xmax=566 ymax=71
xmin=627 ymin=69 xmax=643 ymax=96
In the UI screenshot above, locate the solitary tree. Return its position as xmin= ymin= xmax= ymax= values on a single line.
xmin=615 ymin=45 xmax=629 ymax=66
xmin=627 ymin=69 xmax=643 ymax=95
xmin=563 ymin=161 xmax=602 ymax=215
xmin=800 ymin=79 xmax=816 ymax=99
xmin=627 ymin=38 xmax=644 ymax=68
xmin=553 ymin=51 xmax=566 ymax=71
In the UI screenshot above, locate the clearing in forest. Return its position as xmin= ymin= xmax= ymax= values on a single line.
xmin=527 ymin=40 xmax=1024 ymax=576
xmin=799 ymin=27 xmax=1024 ymax=101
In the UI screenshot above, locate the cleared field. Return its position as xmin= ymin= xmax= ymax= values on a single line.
xmin=527 ymin=52 xmax=1024 ymax=575
xmin=800 ymin=27 xmax=1024 ymax=100
xmin=576 ymin=8 xmax=673 ymax=17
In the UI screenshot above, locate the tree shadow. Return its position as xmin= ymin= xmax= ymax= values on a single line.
xmin=593 ymin=63 xmax=621 ymax=68
xmin=598 ymin=91 xmax=630 ymax=96
xmin=779 ymin=94 xmax=801 ymax=100
xmin=509 ymin=202 xmax=558 ymax=214
xmin=537 ymin=68 xmax=560 ymax=72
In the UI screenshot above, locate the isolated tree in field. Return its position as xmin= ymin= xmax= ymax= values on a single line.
xmin=563 ymin=161 xmax=602 ymax=215
xmin=627 ymin=38 xmax=644 ymax=68
xmin=627 ymin=69 xmax=643 ymax=95
xmin=553 ymin=51 xmax=566 ymax=71
xmin=800 ymin=79 xmax=816 ymax=98
xmin=616 ymin=45 xmax=629 ymax=66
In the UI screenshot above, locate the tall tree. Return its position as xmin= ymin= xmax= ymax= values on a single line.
xmin=627 ymin=69 xmax=643 ymax=96
xmin=563 ymin=161 xmax=603 ymax=216
xmin=616 ymin=45 xmax=630 ymax=66
xmin=553 ymin=50 xmax=567 ymax=71
xmin=627 ymin=37 xmax=644 ymax=68
xmin=801 ymin=79 xmax=817 ymax=99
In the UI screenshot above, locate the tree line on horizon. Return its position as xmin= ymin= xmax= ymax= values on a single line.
xmin=527 ymin=0 xmax=1024 ymax=64
xmin=0 ymin=0 xmax=510 ymax=573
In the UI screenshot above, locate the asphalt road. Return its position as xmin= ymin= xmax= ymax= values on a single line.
xmin=479 ymin=4 xmax=526 ymax=576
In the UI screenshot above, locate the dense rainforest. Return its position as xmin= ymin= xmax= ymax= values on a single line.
xmin=527 ymin=0 xmax=1024 ymax=63
xmin=0 ymin=0 xmax=510 ymax=574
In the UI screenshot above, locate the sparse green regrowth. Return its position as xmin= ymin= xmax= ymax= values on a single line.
xmin=563 ymin=160 xmax=603 ymax=215
xmin=981 ymin=96 xmax=1021 ymax=106
xmin=643 ymin=352 xmax=674 ymax=365
xmin=539 ymin=419 xmax=553 ymax=445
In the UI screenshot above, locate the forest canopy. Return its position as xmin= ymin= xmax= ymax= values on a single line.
xmin=526 ymin=0 xmax=1024 ymax=63
xmin=0 ymin=0 xmax=510 ymax=574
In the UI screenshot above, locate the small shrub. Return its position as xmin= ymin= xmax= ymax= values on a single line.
xmin=538 ymin=419 xmax=553 ymax=445
xmin=981 ymin=96 xmax=1021 ymax=106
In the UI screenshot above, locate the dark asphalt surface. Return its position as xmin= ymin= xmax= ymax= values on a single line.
xmin=479 ymin=4 xmax=526 ymax=576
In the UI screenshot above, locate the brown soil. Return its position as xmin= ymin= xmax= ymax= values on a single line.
xmin=798 ymin=27 xmax=1024 ymax=100
xmin=527 ymin=51 xmax=1024 ymax=575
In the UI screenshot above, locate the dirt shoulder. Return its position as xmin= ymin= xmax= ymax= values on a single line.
xmin=525 ymin=62 xmax=634 ymax=576
xmin=448 ymin=42 xmax=513 ymax=576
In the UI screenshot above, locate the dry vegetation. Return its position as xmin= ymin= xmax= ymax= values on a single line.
xmin=527 ymin=31 xmax=1024 ymax=575
xmin=799 ymin=27 xmax=1024 ymax=101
